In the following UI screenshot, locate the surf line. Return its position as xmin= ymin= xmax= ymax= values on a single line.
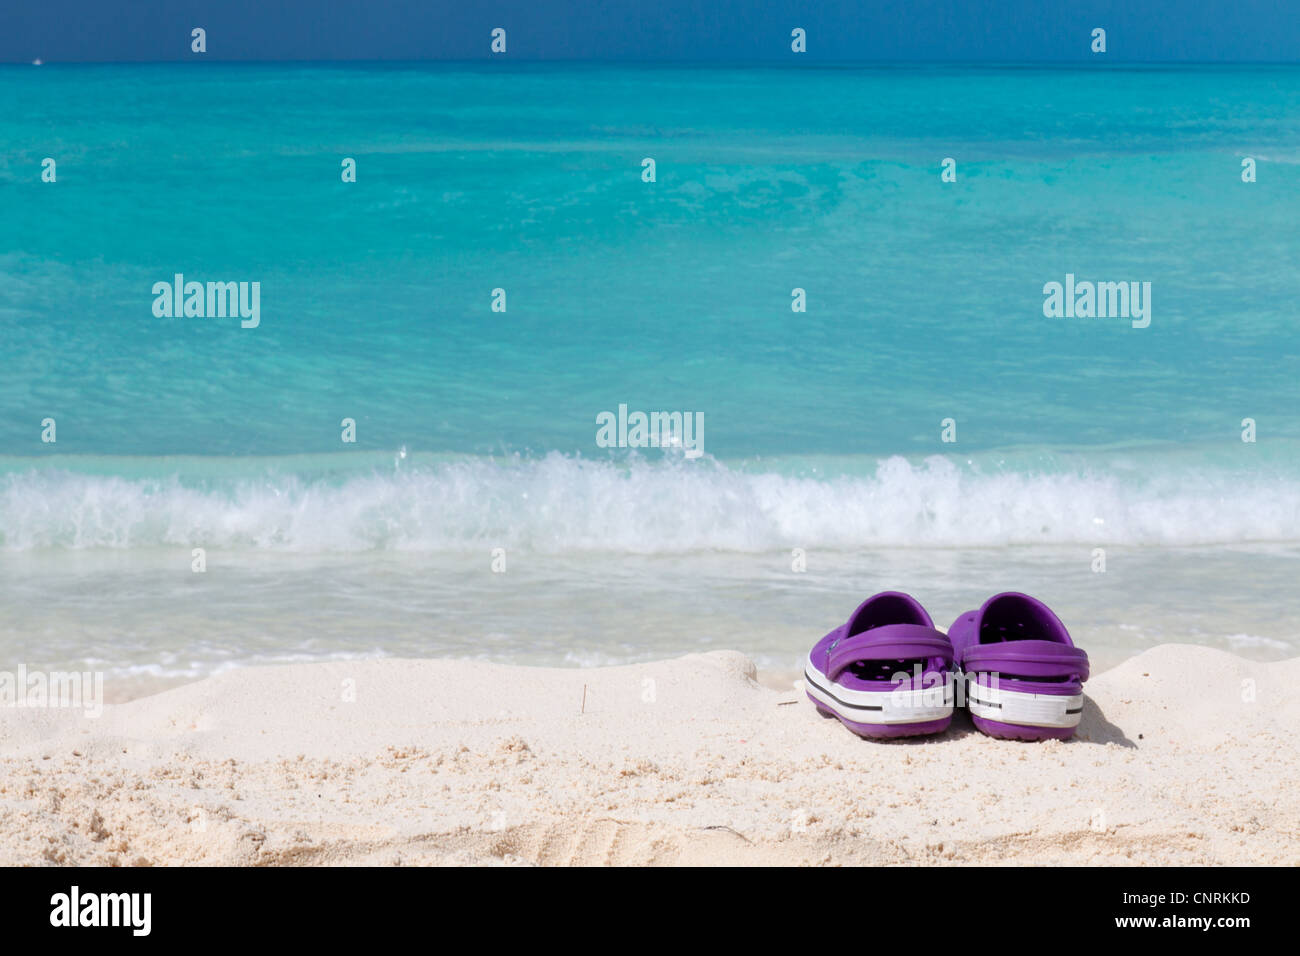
xmin=152 ymin=274 xmax=260 ymax=328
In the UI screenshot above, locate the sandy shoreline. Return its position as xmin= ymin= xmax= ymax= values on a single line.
xmin=0 ymin=644 xmax=1296 ymax=866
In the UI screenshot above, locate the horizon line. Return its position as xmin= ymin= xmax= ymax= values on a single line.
xmin=7 ymin=57 xmax=1300 ymax=67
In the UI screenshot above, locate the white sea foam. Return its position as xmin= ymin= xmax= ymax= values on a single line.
xmin=2 ymin=453 xmax=1299 ymax=552
xmin=1223 ymin=633 xmax=1293 ymax=651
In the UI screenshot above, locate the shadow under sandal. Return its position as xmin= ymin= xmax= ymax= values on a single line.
xmin=804 ymin=591 xmax=955 ymax=739
xmin=948 ymin=592 xmax=1090 ymax=741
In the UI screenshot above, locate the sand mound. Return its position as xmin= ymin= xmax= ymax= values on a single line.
xmin=1 ymin=645 xmax=1295 ymax=865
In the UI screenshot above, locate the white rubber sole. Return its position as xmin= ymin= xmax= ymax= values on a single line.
xmin=964 ymin=675 xmax=1084 ymax=729
xmin=804 ymin=655 xmax=955 ymax=725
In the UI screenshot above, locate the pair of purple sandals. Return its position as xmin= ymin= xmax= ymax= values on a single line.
xmin=805 ymin=591 xmax=1089 ymax=741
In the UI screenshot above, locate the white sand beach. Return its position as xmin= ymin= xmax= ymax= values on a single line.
xmin=0 ymin=644 xmax=1295 ymax=866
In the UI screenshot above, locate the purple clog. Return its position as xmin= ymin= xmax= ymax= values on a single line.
xmin=948 ymin=592 xmax=1089 ymax=741
xmin=805 ymin=591 xmax=955 ymax=739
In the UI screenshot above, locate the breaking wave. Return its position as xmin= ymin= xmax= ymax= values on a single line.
xmin=3 ymin=450 xmax=1299 ymax=552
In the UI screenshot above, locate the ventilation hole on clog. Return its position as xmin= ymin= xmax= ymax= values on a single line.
xmin=848 ymin=658 xmax=929 ymax=682
xmin=997 ymin=672 xmax=1074 ymax=684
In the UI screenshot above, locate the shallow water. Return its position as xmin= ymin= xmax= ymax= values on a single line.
xmin=2 ymin=541 xmax=1296 ymax=697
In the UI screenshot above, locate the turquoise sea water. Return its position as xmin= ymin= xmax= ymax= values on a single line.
xmin=2 ymin=63 xmax=1298 ymax=689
